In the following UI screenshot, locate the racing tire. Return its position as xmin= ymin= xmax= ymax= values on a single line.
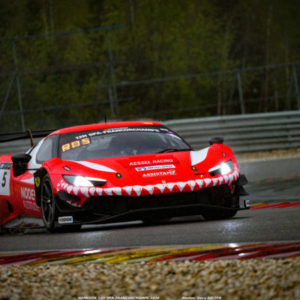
xmin=202 ymin=187 xmax=239 ymax=220
xmin=41 ymin=174 xmax=58 ymax=233
xmin=41 ymin=175 xmax=82 ymax=233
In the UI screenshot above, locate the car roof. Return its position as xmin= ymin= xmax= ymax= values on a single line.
xmin=49 ymin=121 xmax=162 ymax=136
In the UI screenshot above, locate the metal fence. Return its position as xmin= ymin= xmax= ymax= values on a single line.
xmin=165 ymin=110 xmax=300 ymax=153
xmin=1 ymin=111 xmax=299 ymax=155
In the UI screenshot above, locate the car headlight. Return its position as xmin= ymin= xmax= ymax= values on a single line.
xmin=209 ymin=160 xmax=234 ymax=176
xmin=63 ymin=175 xmax=107 ymax=187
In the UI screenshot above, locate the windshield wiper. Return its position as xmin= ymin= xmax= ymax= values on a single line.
xmin=156 ymin=148 xmax=191 ymax=153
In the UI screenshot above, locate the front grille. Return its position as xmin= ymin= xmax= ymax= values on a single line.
xmin=82 ymin=185 xmax=232 ymax=216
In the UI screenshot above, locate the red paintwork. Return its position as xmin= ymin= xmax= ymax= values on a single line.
xmin=0 ymin=121 xmax=240 ymax=226
xmin=51 ymin=144 xmax=239 ymax=202
xmin=50 ymin=121 xmax=161 ymax=136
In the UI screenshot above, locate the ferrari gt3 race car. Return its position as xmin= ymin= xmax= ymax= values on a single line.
xmin=0 ymin=121 xmax=248 ymax=232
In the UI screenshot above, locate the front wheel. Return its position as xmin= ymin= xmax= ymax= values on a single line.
xmin=41 ymin=174 xmax=58 ymax=232
xmin=41 ymin=175 xmax=82 ymax=233
xmin=202 ymin=187 xmax=239 ymax=220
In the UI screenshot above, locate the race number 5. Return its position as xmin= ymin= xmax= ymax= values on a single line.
xmin=0 ymin=170 xmax=10 ymax=196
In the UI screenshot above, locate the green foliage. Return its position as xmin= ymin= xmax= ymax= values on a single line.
xmin=0 ymin=0 xmax=299 ymax=132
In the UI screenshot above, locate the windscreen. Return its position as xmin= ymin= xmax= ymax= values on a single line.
xmin=58 ymin=125 xmax=191 ymax=161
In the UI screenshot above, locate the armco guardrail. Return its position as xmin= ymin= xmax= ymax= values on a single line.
xmin=164 ymin=111 xmax=300 ymax=153
xmin=0 ymin=111 xmax=300 ymax=155
xmin=0 ymin=139 xmax=41 ymax=156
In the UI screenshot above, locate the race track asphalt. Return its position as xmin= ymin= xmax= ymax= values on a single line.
xmin=0 ymin=204 xmax=299 ymax=252
xmin=0 ymin=177 xmax=299 ymax=252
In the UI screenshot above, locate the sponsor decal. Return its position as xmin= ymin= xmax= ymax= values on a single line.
xmin=23 ymin=200 xmax=39 ymax=212
xmin=58 ymin=216 xmax=74 ymax=224
xmin=72 ymin=126 xmax=178 ymax=141
xmin=21 ymin=187 xmax=39 ymax=212
xmin=153 ymin=159 xmax=174 ymax=164
xmin=0 ymin=169 xmax=10 ymax=196
xmin=21 ymin=187 xmax=36 ymax=201
xmin=71 ymin=140 xmax=80 ymax=149
xmin=130 ymin=160 xmax=151 ymax=166
xmin=34 ymin=177 xmax=40 ymax=188
xmin=142 ymin=170 xmax=176 ymax=178
xmin=136 ymin=164 xmax=175 ymax=171
xmin=88 ymin=127 xmax=160 ymax=137
xmin=62 ymin=137 xmax=91 ymax=152
xmin=130 ymin=159 xmax=174 ymax=167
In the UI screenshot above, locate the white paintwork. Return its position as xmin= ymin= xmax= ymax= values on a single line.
xmin=0 ymin=169 xmax=10 ymax=196
xmin=57 ymin=170 xmax=240 ymax=199
xmin=190 ymin=147 xmax=209 ymax=165
xmin=76 ymin=161 xmax=116 ymax=173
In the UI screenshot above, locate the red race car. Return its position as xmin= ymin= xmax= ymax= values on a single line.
xmin=0 ymin=121 xmax=248 ymax=232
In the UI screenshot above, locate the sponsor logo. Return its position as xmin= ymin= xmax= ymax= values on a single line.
xmin=136 ymin=164 xmax=175 ymax=172
xmin=130 ymin=159 xmax=174 ymax=167
xmin=21 ymin=187 xmax=39 ymax=212
xmin=23 ymin=200 xmax=40 ymax=212
xmin=142 ymin=170 xmax=176 ymax=178
xmin=58 ymin=216 xmax=74 ymax=224
xmin=87 ymin=127 xmax=160 ymax=138
xmin=130 ymin=161 xmax=151 ymax=166
xmin=21 ymin=187 xmax=35 ymax=201
xmin=34 ymin=177 xmax=40 ymax=188
xmin=153 ymin=159 xmax=173 ymax=164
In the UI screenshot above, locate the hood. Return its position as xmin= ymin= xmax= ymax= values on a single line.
xmin=59 ymin=151 xmax=193 ymax=188
xmin=50 ymin=144 xmax=237 ymax=187
xmin=51 ymin=145 xmax=240 ymax=198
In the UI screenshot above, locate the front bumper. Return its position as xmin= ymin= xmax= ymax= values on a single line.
xmin=56 ymin=170 xmax=241 ymax=199
xmin=55 ymin=179 xmax=248 ymax=225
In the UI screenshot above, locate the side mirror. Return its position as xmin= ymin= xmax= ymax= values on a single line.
xmin=11 ymin=154 xmax=31 ymax=177
xmin=209 ymin=137 xmax=224 ymax=145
